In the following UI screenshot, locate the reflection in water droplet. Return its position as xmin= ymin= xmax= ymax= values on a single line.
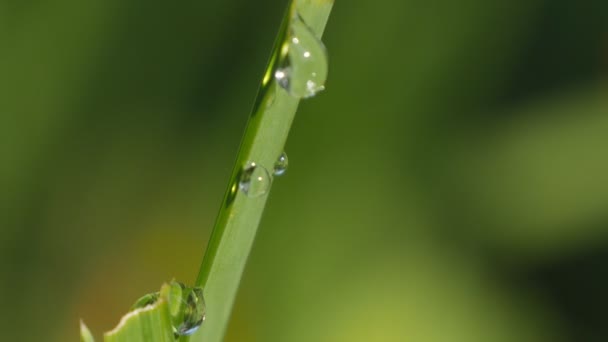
xmin=274 ymin=152 xmax=289 ymax=176
xmin=239 ymin=162 xmax=271 ymax=197
xmin=275 ymin=14 xmax=328 ymax=98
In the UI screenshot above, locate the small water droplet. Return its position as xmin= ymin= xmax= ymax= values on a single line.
xmin=130 ymin=292 xmax=160 ymax=310
xmin=275 ymin=14 xmax=328 ymax=98
xmin=274 ymin=152 xmax=289 ymax=176
xmin=239 ymin=162 xmax=271 ymax=197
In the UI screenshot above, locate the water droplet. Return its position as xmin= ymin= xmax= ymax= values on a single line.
xmin=274 ymin=152 xmax=289 ymax=176
xmin=160 ymin=281 xmax=206 ymax=337
xmin=130 ymin=292 xmax=160 ymax=310
xmin=239 ymin=162 xmax=271 ymax=197
xmin=275 ymin=14 xmax=328 ymax=98
xmin=174 ymin=285 xmax=206 ymax=336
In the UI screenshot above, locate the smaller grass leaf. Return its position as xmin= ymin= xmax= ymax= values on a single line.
xmin=80 ymin=320 xmax=95 ymax=342
xmin=104 ymin=284 xmax=175 ymax=342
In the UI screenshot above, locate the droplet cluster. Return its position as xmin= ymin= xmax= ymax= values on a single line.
xmin=238 ymin=152 xmax=289 ymax=198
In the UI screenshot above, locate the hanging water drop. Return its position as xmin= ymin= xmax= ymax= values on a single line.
xmin=159 ymin=281 xmax=206 ymax=337
xmin=275 ymin=14 xmax=328 ymax=98
xmin=239 ymin=162 xmax=271 ymax=197
xmin=273 ymin=152 xmax=289 ymax=176
xmin=174 ymin=285 xmax=206 ymax=336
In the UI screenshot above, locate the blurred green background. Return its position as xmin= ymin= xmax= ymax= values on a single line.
xmin=1 ymin=0 xmax=608 ymax=341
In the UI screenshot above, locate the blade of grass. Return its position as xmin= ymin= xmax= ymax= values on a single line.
xmin=80 ymin=321 xmax=95 ymax=342
xmin=188 ymin=1 xmax=335 ymax=341
xmin=102 ymin=284 xmax=176 ymax=342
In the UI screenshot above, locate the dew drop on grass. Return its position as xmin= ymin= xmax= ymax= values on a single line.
xmin=130 ymin=292 xmax=160 ymax=310
xmin=275 ymin=14 xmax=328 ymax=98
xmin=129 ymin=281 xmax=206 ymax=337
xmin=239 ymin=162 xmax=271 ymax=197
xmin=273 ymin=152 xmax=289 ymax=176
xmin=172 ymin=283 xmax=206 ymax=337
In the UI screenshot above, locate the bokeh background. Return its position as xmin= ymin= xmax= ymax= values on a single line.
xmin=1 ymin=0 xmax=608 ymax=341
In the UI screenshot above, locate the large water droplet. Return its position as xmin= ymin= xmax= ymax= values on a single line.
xmin=163 ymin=281 xmax=206 ymax=337
xmin=239 ymin=162 xmax=271 ymax=197
xmin=275 ymin=14 xmax=328 ymax=98
xmin=274 ymin=152 xmax=289 ymax=176
xmin=174 ymin=285 xmax=206 ymax=336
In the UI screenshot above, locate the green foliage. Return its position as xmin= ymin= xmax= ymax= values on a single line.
xmin=80 ymin=283 xmax=175 ymax=342
xmin=103 ymin=283 xmax=175 ymax=342
xmin=79 ymin=0 xmax=334 ymax=341
xmin=81 ymin=281 xmax=207 ymax=342
xmin=2 ymin=0 xmax=606 ymax=341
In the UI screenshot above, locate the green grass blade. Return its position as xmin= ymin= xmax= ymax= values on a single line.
xmin=190 ymin=1 xmax=335 ymax=341
xmin=103 ymin=285 xmax=175 ymax=342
